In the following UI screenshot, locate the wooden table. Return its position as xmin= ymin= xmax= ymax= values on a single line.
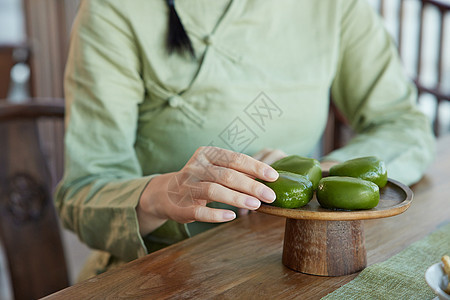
xmin=45 ymin=136 xmax=450 ymax=299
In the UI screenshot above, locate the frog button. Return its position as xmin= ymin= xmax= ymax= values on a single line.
xmin=204 ymin=34 xmax=215 ymax=46
xmin=168 ymin=95 xmax=184 ymax=108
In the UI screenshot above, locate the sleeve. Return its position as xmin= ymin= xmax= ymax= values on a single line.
xmin=54 ymin=0 xmax=185 ymax=262
xmin=323 ymin=0 xmax=436 ymax=185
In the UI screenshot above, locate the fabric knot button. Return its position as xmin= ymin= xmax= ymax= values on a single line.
xmin=204 ymin=35 xmax=215 ymax=45
xmin=168 ymin=95 xmax=184 ymax=108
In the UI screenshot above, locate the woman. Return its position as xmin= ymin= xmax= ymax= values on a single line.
xmin=56 ymin=0 xmax=435 ymax=280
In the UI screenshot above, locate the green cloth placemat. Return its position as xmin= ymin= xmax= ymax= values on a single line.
xmin=323 ymin=222 xmax=450 ymax=299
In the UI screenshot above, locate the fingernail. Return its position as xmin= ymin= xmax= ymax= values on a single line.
xmin=261 ymin=188 xmax=276 ymax=202
xmin=223 ymin=211 xmax=236 ymax=221
xmin=245 ymin=197 xmax=261 ymax=209
xmin=264 ymin=168 xmax=279 ymax=181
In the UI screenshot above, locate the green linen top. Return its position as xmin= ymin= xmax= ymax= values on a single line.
xmin=55 ymin=0 xmax=435 ymax=277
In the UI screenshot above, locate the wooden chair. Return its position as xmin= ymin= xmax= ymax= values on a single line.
xmin=0 ymin=99 xmax=68 ymax=299
xmin=408 ymin=0 xmax=450 ymax=136
xmin=0 ymin=44 xmax=31 ymax=100
xmin=324 ymin=0 xmax=450 ymax=154
xmin=322 ymin=102 xmax=353 ymax=155
xmin=383 ymin=0 xmax=450 ymax=135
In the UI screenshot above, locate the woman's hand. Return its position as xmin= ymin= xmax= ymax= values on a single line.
xmin=136 ymin=146 xmax=279 ymax=236
xmin=234 ymin=148 xmax=287 ymax=216
xmin=320 ymin=160 xmax=339 ymax=172
xmin=252 ymin=148 xmax=288 ymax=165
xmin=253 ymin=148 xmax=339 ymax=171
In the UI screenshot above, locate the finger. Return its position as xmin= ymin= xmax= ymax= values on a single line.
xmin=196 ymin=182 xmax=262 ymax=210
xmin=194 ymin=206 xmax=236 ymax=223
xmin=200 ymin=166 xmax=276 ymax=203
xmin=200 ymin=147 xmax=279 ymax=182
xmin=320 ymin=160 xmax=339 ymax=172
xmin=169 ymin=201 xmax=235 ymax=224
xmin=252 ymin=148 xmax=273 ymax=161
xmin=260 ymin=149 xmax=288 ymax=165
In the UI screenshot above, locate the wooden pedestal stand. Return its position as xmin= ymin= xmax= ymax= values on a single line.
xmin=257 ymin=178 xmax=413 ymax=276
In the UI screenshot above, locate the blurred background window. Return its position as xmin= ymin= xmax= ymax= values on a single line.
xmin=367 ymin=0 xmax=450 ymax=136
xmin=0 ymin=0 xmax=30 ymax=102
xmin=0 ymin=0 xmax=26 ymax=44
xmin=327 ymin=0 xmax=450 ymax=153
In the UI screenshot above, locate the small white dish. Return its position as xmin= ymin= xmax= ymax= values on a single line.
xmin=425 ymin=262 xmax=450 ymax=300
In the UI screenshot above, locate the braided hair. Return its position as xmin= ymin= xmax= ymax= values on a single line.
xmin=166 ymin=0 xmax=195 ymax=57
